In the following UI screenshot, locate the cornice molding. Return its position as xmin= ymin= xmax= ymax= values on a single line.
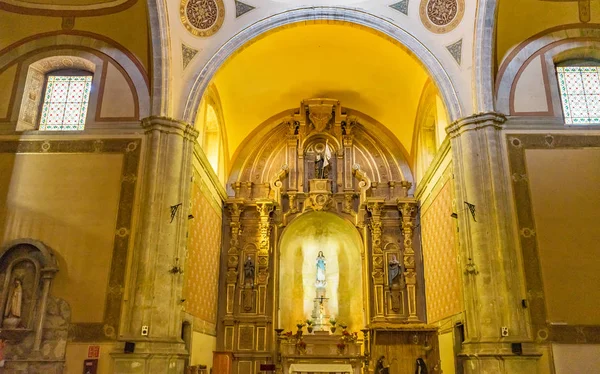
xmin=446 ymin=112 xmax=507 ymax=138
xmin=141 ymin=116 xmax=199 ymax=141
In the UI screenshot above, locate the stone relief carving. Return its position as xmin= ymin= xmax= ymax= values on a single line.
xmin=419 ymin=0 xmax=465 ymax=34
xmin=180 ymin=0 xmax=225 ymax=37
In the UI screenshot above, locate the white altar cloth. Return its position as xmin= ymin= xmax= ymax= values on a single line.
xmin=289 ymin=363 xmax=353 ymax=373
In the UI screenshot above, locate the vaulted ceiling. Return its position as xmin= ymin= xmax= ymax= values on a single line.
xmin=211 ymin=23 xmax=438 ymax=160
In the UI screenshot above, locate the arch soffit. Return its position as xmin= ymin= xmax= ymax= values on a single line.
xmin=472 ymin=0 xmax=499 ymax=113
xmin=277 ymin=210 xmax=364 ymax=252
xmin=0 ymin=238 xmax=58 ymax=271
xmin=495 ymin=25 xmax=600 ymax=113
xmin=182 ymin=7 xmax=463 ymax=125
xmin=198 ymin=83 xmax=230 ymax=166
xmin=0 ymin=32 xmax=150 ymax=118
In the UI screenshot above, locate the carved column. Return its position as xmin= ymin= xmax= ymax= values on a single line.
xmin=367 ymin=199 xmax=385 ymax=319
xmin=398 ymin=200 xmax=418 ymax=321
xmin=256 ymin=200 xmax=275 ymax=315
xmin=226 ymin=200 xmax=244 ymax=316
xmin=114 ymin=117 xmax=198 ymax=373
xmin=447 ymin=113 xmax=539 ymax=372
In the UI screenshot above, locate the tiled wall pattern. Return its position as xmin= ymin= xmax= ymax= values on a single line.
xmin=421 ymin=178 xmax=463 ymax=323
xmin=183 ymin=176 xmax=222 ymax=324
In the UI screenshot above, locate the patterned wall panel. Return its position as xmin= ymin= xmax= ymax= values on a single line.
xmin=421 ymin=175 xmax=463 ymax=323
xmin=183 ymin=174 xmax=222 ymax=324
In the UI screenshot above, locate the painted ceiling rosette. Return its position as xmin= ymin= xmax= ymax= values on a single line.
xmin=419 ymin=0 xmax=465 ymax=34
xmin=180 ymin=0 xmax=225 ymax=37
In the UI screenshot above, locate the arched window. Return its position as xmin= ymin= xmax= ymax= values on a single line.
xmin=39 ymin=70 xmax=93 ymax=131
xmin=556 ymin=61 xmax=600 ymax=125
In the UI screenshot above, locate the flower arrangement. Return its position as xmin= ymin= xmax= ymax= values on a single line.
xmin=296 ymin=322 xmax=306 ymax=330
xmin=305 ymin=319 xmax=314 ymax=326
xmin=329 ymin=318 xmax=337 ymax=327
xmin=341 ymin=330 xmax=358 ymax=343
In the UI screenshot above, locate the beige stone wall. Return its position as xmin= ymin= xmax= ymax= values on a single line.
xmin=420 ymin=167 xmax=463 ymax=323
xmin=183 ymin=171 xmax=222 ymax=325
xmin=526 ymin=148 xmax=600 ymax=325
xmin=0 ymin=152 xmax=123 ymax=323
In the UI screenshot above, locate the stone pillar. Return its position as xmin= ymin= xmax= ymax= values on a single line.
xmin=113 ymin=116 xmax=198 ymax=373
xmin=446 ymin=113 xmax=539 ymax=372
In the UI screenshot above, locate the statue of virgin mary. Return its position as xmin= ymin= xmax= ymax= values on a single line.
xmin=316 ymin=251 xmax=326 ymax=287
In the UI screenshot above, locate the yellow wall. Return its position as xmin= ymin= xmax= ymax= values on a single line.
xmin=0 ymin=65 xmax=17 ymax=120
xmin=526 ymin=148 xmax=600 ymax=325
xmin=438 ymin=331 xmax=456 ymax=374
xmin=190 ymin=332 xmax=216 ymax=369
xmin=65 ymin=343 xmax=115 ymax=374
xmin=0 ymin=152 xmax=123 ymax=323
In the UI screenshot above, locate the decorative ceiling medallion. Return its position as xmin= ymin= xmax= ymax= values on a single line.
xmin=180 ymin=0 xmax=225 ymax=37
xmin=419 ymin=0 xmax=464 ymax=34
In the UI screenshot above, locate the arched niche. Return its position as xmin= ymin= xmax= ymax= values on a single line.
xmin=0 ymin=239 xmax=58 ymax=349
xmin=278 ymin=211 xmax=364 ymax=332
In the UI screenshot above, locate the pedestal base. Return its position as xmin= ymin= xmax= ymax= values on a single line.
xmin=111 ymin=340 xmax=187 ymax=374
xmin=459 ymin=342 xmax=541 ymax=374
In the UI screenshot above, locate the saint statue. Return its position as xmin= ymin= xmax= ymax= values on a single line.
xmin=315 ymin=153 xmax=325 ymax=179
xmin=388 ymin=254 xmax=401 ymax=289
xmin=316 ymin=251 xmax=326 ymax=287
xmin=244 ymin=257 xmax=255 ymax=286
xmin=4 ymin=278 xmax=22 ymax=319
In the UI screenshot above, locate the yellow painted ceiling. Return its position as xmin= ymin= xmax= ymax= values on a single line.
xmin=212 ymin=23 xmax=431 ymax=160
xmin=497 ymin=0 xmax=600 ymax=65
xmin=9 ymin=0 xmax=116 ymax=4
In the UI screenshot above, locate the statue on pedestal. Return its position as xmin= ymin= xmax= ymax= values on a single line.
xmin=244 ymin=257 xmax=255 ymax=286
xmin=316 ymin=251 xmax=326 ymax=287
xmin=388 ymin=255 xmax=402 ymax=289
xmin=3 ymin=278 xmax=22 ymax=329
xmin=314 ymin=142 xmax=332 ymax=179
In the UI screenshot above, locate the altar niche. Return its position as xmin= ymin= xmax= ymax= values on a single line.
xmin=278 ymin=211 xmax=364 ymax=332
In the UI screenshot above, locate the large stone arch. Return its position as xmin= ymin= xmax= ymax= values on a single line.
xmin=182 ymin=7 xmax=463 ymax=125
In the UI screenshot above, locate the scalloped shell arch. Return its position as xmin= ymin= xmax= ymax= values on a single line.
xmin=180 ymin=0 xmax=225 ymax=37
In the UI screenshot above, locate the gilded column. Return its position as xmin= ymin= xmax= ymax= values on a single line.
xmin=367 ymin=199 xmax=385 ymax=319
xmin=114 ymin=116 xmax=198 ymax=373
xmin=226 ymin=200 xmax=244 ymax=316
xmin=447 ymin=113 xmax=539 ymax=373
xmin=256 ymin=200 xmax=275 ymax=315
xmin=398 ymin=200 xmax=418 ymax=321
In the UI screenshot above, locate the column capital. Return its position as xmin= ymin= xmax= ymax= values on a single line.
xmin=141 ymin=116 xmax=199 ymax=141
xmin=446 ymin=112 xmax=506 ymax=138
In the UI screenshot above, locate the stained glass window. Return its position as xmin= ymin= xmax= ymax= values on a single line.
xmin=557 ymin=66 xmax=600 ymax=125
xmin=39 ymin=75 xmax=92 ymax=131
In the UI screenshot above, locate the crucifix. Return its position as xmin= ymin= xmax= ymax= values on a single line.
xmin=544 ymin=0 xmax=591 ymax=23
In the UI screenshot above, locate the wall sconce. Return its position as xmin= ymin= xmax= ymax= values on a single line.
xmin=169 ymin=257 xmax=184 ymax=275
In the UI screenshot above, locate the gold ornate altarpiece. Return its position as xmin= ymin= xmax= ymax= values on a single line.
xmin=216 ymin=99 xmax=438 ymax=373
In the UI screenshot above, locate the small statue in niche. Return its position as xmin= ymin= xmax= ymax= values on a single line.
xmin=388 ymin=255 xmax=402 ymax=289
xmin=3 ymin=278 xmax=23 ymax=328
xmin=316 ymin=251 xmax=326 ymax=287
xmin=244 ymin=256 xmax=255 ymax=286
xmin=314 ymin=142 xmax=332 ymax=179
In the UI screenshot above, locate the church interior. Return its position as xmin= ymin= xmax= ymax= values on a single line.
xmin=0 ymin=0 xmax=599 ymax=373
